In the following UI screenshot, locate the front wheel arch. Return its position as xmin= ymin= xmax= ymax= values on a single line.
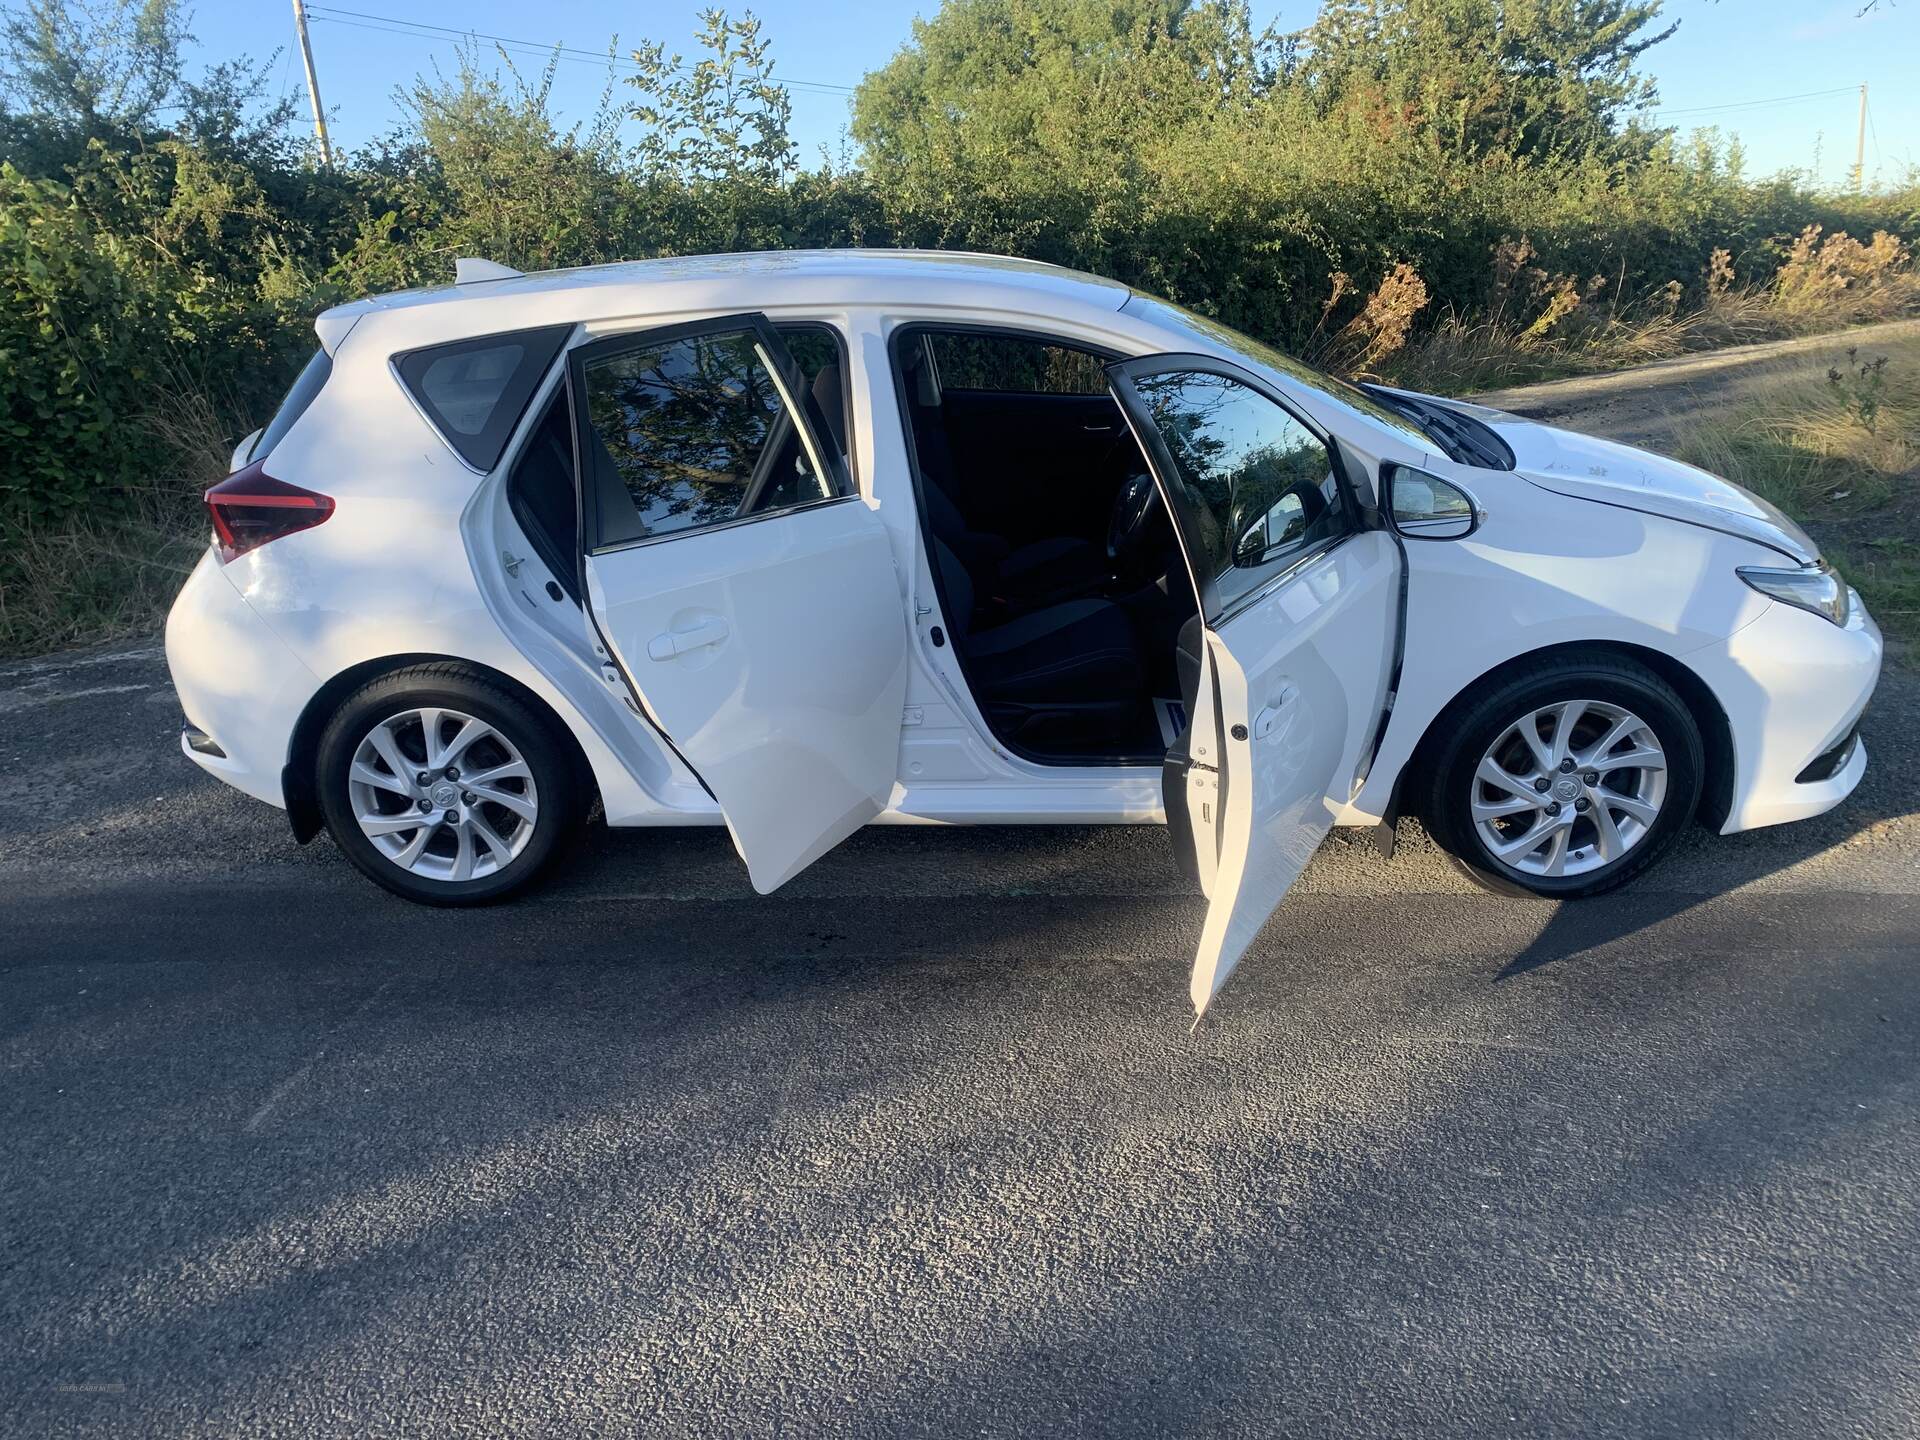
xmin=283 ymin=654 xmax=598 ymax=844
xmin=1398 ymin=639 xmax=1735 ymax=835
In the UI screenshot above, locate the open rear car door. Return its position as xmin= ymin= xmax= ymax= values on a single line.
xmin=574 ymin=314 xmax=909 ymax=893
xmin=1107 ymin=354 xmax=1403 ymax=1016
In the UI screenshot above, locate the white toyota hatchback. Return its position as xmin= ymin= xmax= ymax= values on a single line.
xmin=167 ymin=250 xmax=1882 ymax=1012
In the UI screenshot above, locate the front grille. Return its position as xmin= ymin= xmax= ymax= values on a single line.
xmin=1795 ymin=722 xmax=1861 ymax=784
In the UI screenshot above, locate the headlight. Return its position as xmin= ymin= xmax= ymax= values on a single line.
xmin=1737 ymin=562 xmax=1851 ymax=627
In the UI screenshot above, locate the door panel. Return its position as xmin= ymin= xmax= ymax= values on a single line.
xmin=578 ymin=313 xmax=909 ymax=894
xmin=1110 ymin=352 xmax=1402 ymax=1014
xmin=586 ymin=502 xmax=908 ymax=893
xmin=1186 ymin=533 xmax=1400 ymax=1011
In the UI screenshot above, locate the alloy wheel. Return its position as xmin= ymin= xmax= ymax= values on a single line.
xmin=1469 ymin=699 xmax=1667 ymax=879
xmin=346 ymin=706 xmax=540 ymax=883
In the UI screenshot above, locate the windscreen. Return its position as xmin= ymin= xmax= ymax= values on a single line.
xmin=1120 ymin=293 xmax=1433 ymax=453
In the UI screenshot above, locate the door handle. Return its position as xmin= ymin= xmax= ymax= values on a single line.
xmin=1253 ymin=684 xmax=1300 ymax=740
xmin=646 ymin=618 xmax=730 ymax=660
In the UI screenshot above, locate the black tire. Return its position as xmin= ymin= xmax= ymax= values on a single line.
xmin=316 ymin=663 xmax=584 ymax=906
xmin=1417 ymin=651 xmax=1704 ymax=900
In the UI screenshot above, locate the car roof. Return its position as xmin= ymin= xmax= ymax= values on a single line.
xmin=316 ymin=249 xmax=1133 ymax=352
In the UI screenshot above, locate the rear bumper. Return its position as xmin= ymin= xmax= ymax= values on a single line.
xmin=1688 ymin=591 xmax=1881 ymax=834
xmin=164 ymin=548 xmax=321 ymax=809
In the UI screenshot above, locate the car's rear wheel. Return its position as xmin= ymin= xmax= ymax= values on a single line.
xmin=316 ymin=665 xmax=583 ymax=905
xmin=1419 ymin=652 xmax=1703 ymax=899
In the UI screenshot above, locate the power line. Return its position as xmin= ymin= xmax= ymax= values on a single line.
xmin=304 ymin=4 xmax=858 ymax=95
xmin=1650 ymin=84 xmax=1860 ymax=118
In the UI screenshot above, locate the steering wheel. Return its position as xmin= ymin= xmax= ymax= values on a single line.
xmin=1106 ymin=469 xmax=1163 ymax=568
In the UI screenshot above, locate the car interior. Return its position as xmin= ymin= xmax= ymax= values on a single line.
xmin=506 ymin=320 xmax=1199 ymax=769
xmin=891 ymin=328 xmax=1198 ymax=765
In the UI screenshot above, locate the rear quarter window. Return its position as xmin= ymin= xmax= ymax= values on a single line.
xmin=395 ymin=325 xmax=573 ymax=472
xmin=250 ymin=349 xmax=333 ymax=462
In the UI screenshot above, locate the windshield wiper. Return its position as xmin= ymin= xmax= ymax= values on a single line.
xmin=1362 ymin=386 xmax=1511 ymax=470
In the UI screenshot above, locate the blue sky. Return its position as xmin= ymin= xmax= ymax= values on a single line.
xmin=198 ymin=0 xmax=1914 ymax=189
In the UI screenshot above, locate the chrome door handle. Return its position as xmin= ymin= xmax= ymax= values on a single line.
xmin=646 ymin=618 xmax=730 ymax=660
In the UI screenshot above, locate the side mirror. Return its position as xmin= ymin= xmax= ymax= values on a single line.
xmin=230 ymin=427 xmax=264 ymax=474
xmin=1387 ymin=464 xmax=1481 ymax=540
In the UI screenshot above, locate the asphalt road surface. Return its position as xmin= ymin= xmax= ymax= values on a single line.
xmin=6 ymin=360 xmax=1919 ymax=1435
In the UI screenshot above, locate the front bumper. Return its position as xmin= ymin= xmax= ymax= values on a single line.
xmin=1687 ymin=589 xmax=1881 ymax=834
xmin=164 ymin=548 xmax=321 ymax=809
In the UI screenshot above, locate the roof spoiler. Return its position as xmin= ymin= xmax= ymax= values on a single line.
xmin=455 ymin=257 xmax=524 ymax=284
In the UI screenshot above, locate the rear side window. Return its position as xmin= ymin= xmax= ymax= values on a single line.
xmin=251 ymin=349 xmax=332 ymax=462
xmin=396 ymin=325 xmax=572 ymax=472
xmin=927 ymin=332 xmax=1108 ymax=395
xmin=579 ymin=325 xmax=844 ymax=550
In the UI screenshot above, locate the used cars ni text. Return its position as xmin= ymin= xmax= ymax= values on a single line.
xmin=166 ymin=250 xmax=1882 ymax=1014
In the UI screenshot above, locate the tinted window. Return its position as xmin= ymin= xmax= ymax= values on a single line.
xmin=1129 ymin=369 xmax=1352 ymax=616
xmin=581 ymin=326 xmax=841 ymax=549
xmin=776 ymin=324 xmax=851 ymax=469
xmin=396 ymin=325 xmax=571 ymax=471
xmin=251 ymin=348 xmax=332 ymax=462
xmin=505 ymin=396 xmax=579 ymax=598
xmin=928 ymin=332 xmax=1108 ymax=394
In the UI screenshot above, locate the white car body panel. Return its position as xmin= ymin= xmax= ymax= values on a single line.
xmin=1336 ymin=452 xmax=1783 ymax=828
xmin=587 ymin=498 xmax=910 ymax=893
xmin=160 ymin=250 xmax=1885 ymax=1014
xmin=166 ymin=548 xmax=319 ymax=808
xmin=1685 ymin=585 xmax=1881 ymax=831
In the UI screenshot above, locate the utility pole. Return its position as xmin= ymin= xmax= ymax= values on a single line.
xmin=1852 ymin=82 xmax=1867 ymax=192
xmin=291 ymin=0 xmax=334 ymax=169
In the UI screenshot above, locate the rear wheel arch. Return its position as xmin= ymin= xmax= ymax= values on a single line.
xmin=1401 ymin=639 xmax=1735 ymax=831
xmin=283 ymin=654 xmax=598 ymax=843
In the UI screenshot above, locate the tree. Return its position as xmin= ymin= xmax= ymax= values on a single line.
xmin=628 ymin=10 xmax=795 ymax=185
xmin=0 ymin=0 xmax=187 ymax=137
xmin=0 ymin=0 xmax=296 ymax=167
xmin=1294 ymin=0 xmax=1678 ymax=165
xmin=851 ymin=0 xmax=1270 ymax=176
xmin=386 ymin=45 xmax=638 ymax=277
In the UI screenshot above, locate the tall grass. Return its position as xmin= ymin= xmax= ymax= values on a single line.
xmin=0 ymin=385 xmax=225 ymax=656
xmin=1377 ymin=229 xmax=1920 ymax=395
xmin=1674 ymin=340 xmax=1920 ymax=640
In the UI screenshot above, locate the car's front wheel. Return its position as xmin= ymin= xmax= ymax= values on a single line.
xmin=1419 ymin=652 xmax=1703 ymax=899
xmin=316 ymin=664 xmax=583 ymax=905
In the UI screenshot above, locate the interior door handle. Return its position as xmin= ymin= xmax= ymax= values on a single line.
xmin=646 ymin=618 xmax=730 ymax=660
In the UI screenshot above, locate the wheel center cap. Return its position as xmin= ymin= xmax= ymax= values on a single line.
xmin=1553 ymin=777 xmax=1581 ymax=802
xmin=429 ymin=780 xmax=461 ymax=809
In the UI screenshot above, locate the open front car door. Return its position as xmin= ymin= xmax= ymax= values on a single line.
xmin=575 ymin=314 xmax=909 ymax=893
xmin=1108 ymin=354 xmax=1403 ymax=1016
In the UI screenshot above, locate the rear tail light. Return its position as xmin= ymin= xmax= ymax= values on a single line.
xmin=205 ymin=460 xmax=334 ymax=563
